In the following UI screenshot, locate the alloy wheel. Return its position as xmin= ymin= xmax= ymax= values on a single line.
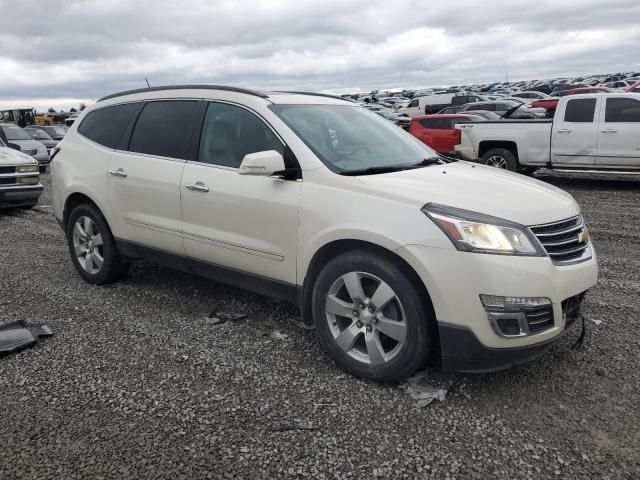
xmin=72 ymin=216 xmax=104 ymax=274
xmin=486 ymin=155 xmax=508 ymax=169
xmin=325 ymin=271 xmax=407 ymax=365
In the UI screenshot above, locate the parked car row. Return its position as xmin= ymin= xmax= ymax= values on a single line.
xmin=0 ymin=130 xmax=43 ymax=209
xmin=0 ymin=122 xmax=67 ymax=171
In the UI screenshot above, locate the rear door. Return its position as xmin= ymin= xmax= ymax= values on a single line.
xmin=107 ymin=100 xmax=203 ymax=255
xmin=596 ymin=96 xmax=640 ymax=167
xmin=180 ymin=101 xmax=301 ymax=284
xmin=551 ymin=97 xmax=599 ymax=166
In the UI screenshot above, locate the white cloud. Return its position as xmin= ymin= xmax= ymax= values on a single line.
xmin=0 ymin=0 xmax=639 ymax=109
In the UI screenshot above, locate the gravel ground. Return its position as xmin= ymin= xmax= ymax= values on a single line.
xmin=1 ymin=171 xmax=639 ymax=479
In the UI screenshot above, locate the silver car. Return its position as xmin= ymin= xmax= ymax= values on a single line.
xmin=0 ymin=123 xmax=49 ymax=169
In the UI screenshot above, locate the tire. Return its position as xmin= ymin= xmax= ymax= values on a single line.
xmin=480 ymin=147 xmax=518 ymax=171
xmin=312 ymin=250 xmax=435 ymax=382
xmin=66 ymin=203 xmax=129 ymax=284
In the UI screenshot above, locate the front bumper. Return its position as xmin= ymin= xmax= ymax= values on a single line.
xmin=394 ymin=244 xmax=598 ymax=370
xmin=0 ymin=185 xmax=44 ymax=208
xmin=439 ymin=293 xmax=584 ymax=372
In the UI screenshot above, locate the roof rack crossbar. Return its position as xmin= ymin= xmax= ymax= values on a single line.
xmin=98 ymin=85 xmax=269 ymax=102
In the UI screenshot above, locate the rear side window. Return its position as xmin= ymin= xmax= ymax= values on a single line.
xmin=128 ymin=101 xmax=200 ymax=159
xmin=78 ymin=103 xmax=140 ymax=148
xmin=564 ymin=99 xmax=596 ymax=122
xmin=418 ymin=118 xmax=451 ymax=129
xmin=605 ymin=98 xmax=640 ymax=122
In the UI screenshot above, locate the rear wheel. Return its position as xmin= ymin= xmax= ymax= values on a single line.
xmin=312 ymin=250 xmax=435 ymax=382
xmin=66 ymin=203 xmax=129 ymax=284
xmin=480 ymin=148 xmax=518 ymax=171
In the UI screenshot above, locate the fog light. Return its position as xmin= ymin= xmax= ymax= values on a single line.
xmin=480 ymin=295 xmax=553 ymax=338
xmin=19 ymin=176 xmax=39 ymax=185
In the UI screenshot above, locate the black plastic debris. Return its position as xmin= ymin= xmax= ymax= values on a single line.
xmin=0 ymin=321 xmax=53 ymax=354
xmin=206 ymin=310 xmax=247 ymax=326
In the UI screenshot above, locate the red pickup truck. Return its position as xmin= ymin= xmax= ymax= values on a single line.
xmin=531 ymin=87 xmax=612 ymax=116
xmin=409 ymin=114 xmax=484 ymax=154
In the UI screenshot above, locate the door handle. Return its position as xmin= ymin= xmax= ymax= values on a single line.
xmin=109 ymin=168 xmax=127 ymax=178
xmin=557 ymin=129 xmax=572 ymax=133
xmin=601 ymin=129 xmax=617 ymax=133
xmin=185 ymin=182 xmax=209 ymax=193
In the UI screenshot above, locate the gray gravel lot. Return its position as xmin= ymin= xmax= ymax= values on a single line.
xmin=1 ymin=171 xmax=639 ymax=479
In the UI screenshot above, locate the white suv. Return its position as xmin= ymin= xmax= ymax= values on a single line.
xmin=52 ymin=86 xmax=598 ymax=381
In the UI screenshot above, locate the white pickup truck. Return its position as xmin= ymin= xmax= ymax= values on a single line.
xmin=454 ymin=93 xmax=640 ymax=172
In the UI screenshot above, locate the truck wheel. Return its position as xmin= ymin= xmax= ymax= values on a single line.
xmin=66 ymin=203 xmax=129 ymax=285
xmin=312 ymin=250 xmax=435 ymax=382
xmin=481 ymin=148 xmax=518 ymax=171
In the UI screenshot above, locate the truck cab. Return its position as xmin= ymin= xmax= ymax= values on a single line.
xmin=454 ymin=93 xmax=640 ymax=172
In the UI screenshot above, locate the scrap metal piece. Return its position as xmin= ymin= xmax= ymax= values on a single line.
xmin=0 ymin=321 xmax=53 ymax=354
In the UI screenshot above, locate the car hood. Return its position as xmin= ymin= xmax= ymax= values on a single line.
xmin=356 ymin=161 xmax=579 ymax=226
xmin=0 ymin=147 xmax=38 ymax=165
xmin=9 ymin=139 xmax=45 ymax=150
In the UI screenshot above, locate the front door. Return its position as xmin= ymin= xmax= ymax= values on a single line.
xmin=596 ymin=96 xmax=640 ymax=167
xmin=180 ymin=101 xmax=300 ymax=285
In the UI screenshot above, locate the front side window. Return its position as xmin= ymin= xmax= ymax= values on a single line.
xmin=78 ymin=102 xmax=140 ymax=149
xmin=605 ymin=98 xmax=640 ymax=122
xmin=198 ymin=103 xmax=284 ymax=168
xmin=564 ymin=98 xmax=596 ymax=122
xmin=408 ymin=99 xmax=419 ymax=108
xmin=128 ymin=101 xmax=200 ymax=159
xmin=272 ymin=104 xmax=439 ymax=174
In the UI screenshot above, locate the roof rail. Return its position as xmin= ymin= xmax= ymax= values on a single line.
xmin=98 ymin=85 xmax=269 ymax=102
xmin=272 ymin=91 xmax=356 ymax=102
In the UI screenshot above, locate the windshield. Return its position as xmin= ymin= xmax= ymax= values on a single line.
xmin=27 ymin=128 xmax=52 ymax=140
xmin=1 ymin=125 xmax=32 ymax=140
xmin=272 ymin=104 xmax=438 ymax=173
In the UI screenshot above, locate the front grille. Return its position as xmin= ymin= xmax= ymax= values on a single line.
xmin=22 ymin=148 xmax=37 ymax=156
xmin=0 ymin=166 xmax=17 ymax=174
xmin=562 ymin=292 xmax=586 ymax=326
xmin=530 ymin=215 xmax=590 ymax=264
xmin=0 ymin=177 xmax=17 ymax=185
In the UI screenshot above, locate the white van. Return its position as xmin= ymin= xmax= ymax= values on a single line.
xmin=397 ymin=94 xmax=457 ymax=116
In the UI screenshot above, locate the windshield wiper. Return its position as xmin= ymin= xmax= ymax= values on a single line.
xmin=411 ymin=157 xmax=446 ymax=167
xmin=340 ymin=165 xmax=412 ymax=176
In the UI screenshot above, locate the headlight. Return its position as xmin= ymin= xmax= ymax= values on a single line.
xmin=422 ymin=203 xmax=544 ymax=256
xmin=17 ymin=164 xmax=39 ymax=173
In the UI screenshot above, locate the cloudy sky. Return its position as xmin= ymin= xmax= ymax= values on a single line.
xmin=0 ymin=0 xmax=639 ymax=110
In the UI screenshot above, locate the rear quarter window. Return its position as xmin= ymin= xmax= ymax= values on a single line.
xmin=77 ymin=103 xmax=140 ymax=149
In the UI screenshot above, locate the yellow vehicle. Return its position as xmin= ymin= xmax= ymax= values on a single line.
xmin=35 ymin=116 xmax=54 ymax=126
xmin=0 ymin=108 xmax=36 ymax=128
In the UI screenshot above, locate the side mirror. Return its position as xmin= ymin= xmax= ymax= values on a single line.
xmin=238 ymin=150 xmax=286 ymax=177
xmin=7 ymin=143 xmax=21 ymax=151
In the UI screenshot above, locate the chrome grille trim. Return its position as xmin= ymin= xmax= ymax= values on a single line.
xmin=529 ymin=215 xmax=591 ymax=265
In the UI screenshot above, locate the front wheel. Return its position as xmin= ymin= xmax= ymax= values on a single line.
xmin=66 ymin=203 xmax=129 ymax=284
xmin=312 ymin=250 xmax=435 ymax=381
xmin=480 ymin=148 xmax=518 ymax=171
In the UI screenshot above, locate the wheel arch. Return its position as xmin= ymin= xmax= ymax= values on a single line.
xmin=63 ymin=191 xmax=108 ymax=230
xmin=478 ymin=140 xmax=519 ymax=161
xmin=299 ymin=239 xmax=437 ymax=333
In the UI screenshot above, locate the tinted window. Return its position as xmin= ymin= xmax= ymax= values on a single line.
xmin=564 ymin=98 xmax=596 ymax=122
xmin=129 ymin=101 xmax=200 ymax=159
xmin=198 ymin=102 xmax=283 ymax=168
xmin=408 ymin=99 xmax=419 ymax=108
xmin=78 ymin=103 xmax=140 ymax=148
xmin=418 ymin=118 xmax=451 ymax=129
xmin=605 ymin=98 xmax=640 ymax=122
